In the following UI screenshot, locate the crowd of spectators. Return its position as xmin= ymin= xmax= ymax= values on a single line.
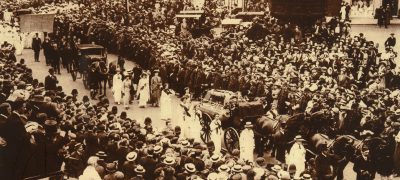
xmin=0 ymin=0 xmax=400 ymax=179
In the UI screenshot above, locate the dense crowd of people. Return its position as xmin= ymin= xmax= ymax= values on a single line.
xmin=0 ymin=0 xmax=400 ymax=180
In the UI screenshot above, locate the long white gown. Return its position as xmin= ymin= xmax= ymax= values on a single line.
xmin=286 ymin=143 xmax=306 ymax=179
xmin=112 ymin=74 xmax=123 ymax=104
xmin=138 ymin=77 xmax=150 ymax=107
xmin=122 ymin=79 xmax=131 ymax=108
xmin=210 ymin=119 xmax=222 ymax=155
xmin=239 ymin=129 xmax=255 ymax=163
xmin=160 ymin=88 xmax=175 ymax=120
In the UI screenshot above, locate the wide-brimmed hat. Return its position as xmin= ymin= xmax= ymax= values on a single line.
xmin=126 ymin=151 xmax=137 ymax=161
xmin=218 ymin=164 xmax=230 ymax=172
xmin=210 ymin=154 xmax=221 ymax=163
xmin=244 ymin=121 xmax=253 ymax=128
xmin=271 ymin=164 xmax=282 ymax=172
xmin=181 ymin=140 xmax=190 ymax=147
xmin=96 ymin=151 xmax=107 ymax=159
xmin=395 ymin=109 xmax=400 ymax=115
xmin=293 ymin=135 xmax=306 ymax=142
xmin=154 ymin=145 xmax=163 ymax=154
xmin=106 ymin=162 xmax=117 ymax=173
xmin=135 ymin=165 xmax=146 ymax=174
xmin=163 ymin=156 xmax=175 ymax=165
xmin=232 ymin=164 xmax=242 ymax=173
xmin=184 ymin=163 xmax=197 ymax=173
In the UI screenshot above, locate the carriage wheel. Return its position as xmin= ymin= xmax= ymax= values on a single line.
xmin=224 ymin=127 xmax=240 ymax=154
xmin=82 ymin=73 xmax=88 ymax=89
xmin=71 ymin=70 xmax=77 ymax=81
xmin=200 ymin=114 xmax=212 ymax=143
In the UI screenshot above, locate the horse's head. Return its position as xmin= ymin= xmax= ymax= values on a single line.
xmin=330 ymin=135 xmax=360 ymax=157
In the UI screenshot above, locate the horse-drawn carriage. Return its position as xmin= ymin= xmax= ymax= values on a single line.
xmin=196 ymin=89 xmax=292 ymax=153
xmin=75 ymin=44 xmax=107 ymax=89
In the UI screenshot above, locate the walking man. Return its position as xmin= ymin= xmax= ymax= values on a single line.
xmin=150 ymin=70 xmax=162 ymax=107
xmin=32 ymin=33 xmax=41 ymax=62
xmin=385 ymin=33 xmax=396 ymax=48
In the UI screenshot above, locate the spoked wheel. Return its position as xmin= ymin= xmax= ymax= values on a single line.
xmin=224 ymin=127 xmax=240 ymax=154
xmin=200 ymin=114 xmax=212 ymax=143
xmin=82 ymin=72 xmax=88 ymax=89
xmin=71 ymin=70 xmax=77 ymax=81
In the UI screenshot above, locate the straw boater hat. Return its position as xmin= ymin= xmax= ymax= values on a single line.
xmin=126 ymin=151 xmax=137 ymax=162
xmin=291 ymin=135 xmax=306 ymax=143
xmin=135 ymin=165 xmax=146 ymax=174
xmin=271 ymin=164 xmax=282 ymax=172
xmin=96 ymin=151 xmax=107 ymax=159
xmin=244 ymin=122 xmax=253 ymax=128
xmin=163 ymin=156 xmax=175 ymax=165
xmin=232 ymin=164 xmax=243 ymax=173
xmin=154 ymin=145 xmax=163 ymax=154
xmin=210 ymin=154 xmax=221 ymax=163
xmin=184 ymin=163 xmax=197 ymax=173
xmin=218 ymin=164 xmax=230 ymax=172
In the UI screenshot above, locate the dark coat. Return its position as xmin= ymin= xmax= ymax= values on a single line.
xmin=315 ymin=154 xmax=335 ymax=180
xmin=44 ymin=75 xmax=58 ymax=91
xmin=139 ymin=156 xmax=158 ymax=180
xmin=32 ymin=37 xmax=41 ymax=52
xmin=353 ymin=155 xmax=376 ymax=180
xmin=385 ymin=37 xmax=396 ymax=47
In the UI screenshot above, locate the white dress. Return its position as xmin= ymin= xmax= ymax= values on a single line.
xmin=138 ymin=77 xmax=150 ymax=107
xmin=239 ymin=129 xmax=255 ymax=163
xmin=160 ymin=89 xmax=175 ymax=120
xmin=112 ymin=74 xmax=123 ymax=104
xmin=210 ymin=119 xmax=222 ymax=155
xmin=122 ymin=79 xmax=131 ymax=107
xmin=286 ymin=143 xmax=306 ymax=179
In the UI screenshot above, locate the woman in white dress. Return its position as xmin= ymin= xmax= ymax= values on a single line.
xmin=160 ymin=83 xmax=175 ymax=120
xmin=210 ymin=114 xmax=222 ymax=155
xmin=179 ymin=88 xmax=192 ymax=138
xmin=122 ymin=73 xmax=132 ymax=109
xmin=137 ymin=73 xmax=150 ymax=108
xmin=286 ymin=135 xmax=307 ymax=179
xmin=112 ymin=69 xmax=123 ymax=105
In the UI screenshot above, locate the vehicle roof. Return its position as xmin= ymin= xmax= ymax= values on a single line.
xmin=76 ymin=44 xmax=104 ymax=50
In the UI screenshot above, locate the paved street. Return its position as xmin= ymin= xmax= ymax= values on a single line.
xmin=351 ymin=24 xmax=400 ymax=51
xmin=17 ymin=49 xmax=202 ymax=140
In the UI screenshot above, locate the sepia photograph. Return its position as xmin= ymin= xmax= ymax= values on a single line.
xmin=0 ymin=0 xmax=400 ymax=179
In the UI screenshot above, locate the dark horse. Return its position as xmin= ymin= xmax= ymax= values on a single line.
xmin=326 ymin=135 xmax=391 ymax=180
xmin=97 ymin=61 xmax=108 ymax=96
xmin=89 ymin=61 xmax=108 ymax=98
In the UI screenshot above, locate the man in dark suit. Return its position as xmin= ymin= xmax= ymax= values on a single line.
xmin=42 ymin=37 xmax=52 ymax=66
xmin=45 ymin=68 xmax=59 ymax=91
xmin=315 ymin=144 xmax=335 ymax=180
xmin=353 ymin=149 xmax=376 ymax=180
xmin=385 ymin=33 xmax=396 ymax=47
xmin=32 ymin=33 xmax=41 ymax=62
xmin=49 ymin=43 xmax=61 ymax=74
xmin=2 ymin=99 xmax=30 ymax=179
